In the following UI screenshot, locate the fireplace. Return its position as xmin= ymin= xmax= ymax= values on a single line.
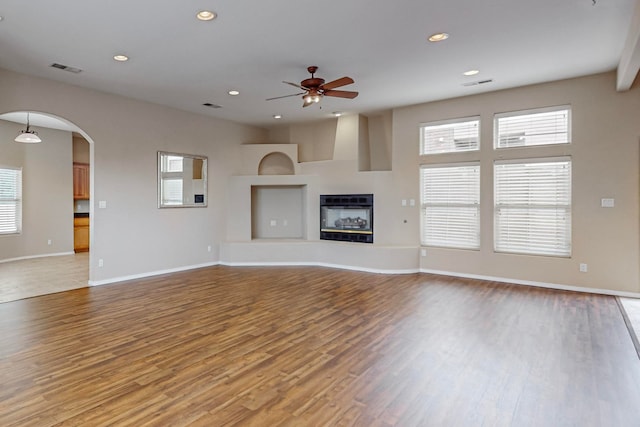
xmin=320 ymin=194 xmax=373 ymax=243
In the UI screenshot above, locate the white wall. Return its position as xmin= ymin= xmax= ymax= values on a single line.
xmin=0 ymin=119 xmax=73 ymax=260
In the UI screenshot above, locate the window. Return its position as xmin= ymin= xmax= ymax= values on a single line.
xmin=495 ymin=106 xmax=570 ymax=148
xmin=494 ymin=158 xmax=571 ymax=256
xmin=420 ymin=117 xmax=480 ymax=154
xmin=0 ymin=167 xmax=22 ymax=235
xmin=420 ymin=163 xmax=480 ymax=249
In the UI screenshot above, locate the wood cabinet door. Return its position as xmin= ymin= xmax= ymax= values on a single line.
xmin=73 ymin=163 xmax=90 ymax=199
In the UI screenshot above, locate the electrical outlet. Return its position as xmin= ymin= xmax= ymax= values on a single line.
xmin=270 ymin=220 xmax=277 ymax=227
xmin=207 ymin=245 xmax=212 ymax=252
xmin=421 ymin=248 xmax=427 ymax=257
xmin=409 ymin=199 xmax=416 ymax=207
xmin=579 ymin=263 xmax=588 ymax=273
xmin=47 ymin=239 xmax=52 ymax=245
xmin=401 ymin=199 xmax=407 ymax=206
xmin=98 ymin=259 xmax=104 ymax=268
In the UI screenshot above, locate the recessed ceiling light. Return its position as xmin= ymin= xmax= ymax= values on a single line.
xmin=273 ymin=115 xmax=282 ymax=119
xmin=197 ymin=10 xmax=216 ymax=21
xmin=113 ymin=55 xmax=129 ymax=62
xmin=428 ymin=32 xmax=449 ymax=42
xmin=463 ymin=69 xmax=479 ymax=76
xmin=332 ymin=112 xmax=342 ymax=117
xmin=228 ymin=90 xmax=240 ymax=96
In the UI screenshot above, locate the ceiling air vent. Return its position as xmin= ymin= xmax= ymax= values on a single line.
xmin=462 ymin=79 xmax=493 ymax=87
xmin=202 ymin=102 xmax=222 ymax=109
xmin=50 ymin=63 xmax=83 ymax=73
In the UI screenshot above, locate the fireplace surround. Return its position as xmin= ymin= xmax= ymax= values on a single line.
xmin=320 ymin=194 xmax=373 ymax=243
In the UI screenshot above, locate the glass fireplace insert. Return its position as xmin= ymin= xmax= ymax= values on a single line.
xmin=320 ymin=194 xmax=373 ymax=243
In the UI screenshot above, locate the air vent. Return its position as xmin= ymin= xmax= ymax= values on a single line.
xmin=50 ymin=63 xmax=83 ymax=74
xmin=203 ymin=102 xmax=222 ymax=109
xmin=462 ymin=79 xmax=493 ymax=87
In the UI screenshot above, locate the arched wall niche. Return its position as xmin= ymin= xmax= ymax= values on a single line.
xmin=258 ymin=151 xmax=295 ymax=175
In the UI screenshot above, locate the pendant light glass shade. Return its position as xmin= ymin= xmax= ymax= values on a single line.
xmin=14 ymin=113 xmax=42 ymax=143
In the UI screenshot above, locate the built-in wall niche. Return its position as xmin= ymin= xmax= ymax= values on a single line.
xmin=258 ymin=152 xmax=295 ymax=175
xmin=251 ymin=185 xmax=306 ymax=239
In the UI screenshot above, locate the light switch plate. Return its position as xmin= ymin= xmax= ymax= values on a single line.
xmin=98 ymin=200 xmax=107 ymax=209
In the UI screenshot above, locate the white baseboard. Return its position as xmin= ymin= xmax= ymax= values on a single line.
xmin=0 ymin=251 xmax=75 ymax=264
xmin=88 ymin=262 xmax=219 ymax=286
xmin=86 ymin=260 xmax=639 ymax=298
xmin=219 ymin=260 xmax=419 ymax=275
xmin=420 ymin=268 xmax=640 ymax=298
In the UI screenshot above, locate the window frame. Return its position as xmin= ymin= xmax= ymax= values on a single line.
xmin=420 ymin=116 xmax=481 ymax=155
xmin=493 ymin=156 xmax=572 ymax=257
xmin=0 ymin=166 xmax=23 ymax=236
xmin=420 ymin=162 xmax=481 ymax=250
xmin=494 ymin=105 xmax=571 ymax=149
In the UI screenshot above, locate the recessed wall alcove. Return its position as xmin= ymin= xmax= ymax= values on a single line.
xmin=258 ymin=152 xmax=295 ymax=175
xmin=251 ymin=185 xmax=306 ymax=239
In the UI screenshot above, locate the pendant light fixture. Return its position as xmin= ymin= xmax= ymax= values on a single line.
xmin=14 ymin=113 xmax=42 ymax=143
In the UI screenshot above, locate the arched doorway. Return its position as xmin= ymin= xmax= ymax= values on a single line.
xmin=0 ymin=111 xmax=95 ymax=302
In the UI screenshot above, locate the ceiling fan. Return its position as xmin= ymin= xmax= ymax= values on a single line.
xmin=267 ymin=66 xmax=358 ymax=108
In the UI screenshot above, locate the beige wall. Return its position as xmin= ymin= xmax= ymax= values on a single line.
xmin=393 ymin=72 xmax=640 ymax=293
xmin=0 ymin=120 xmax=74 ymax=260
xmin=0 ymin=68 xmax=266 ymax=283
xmin=1 ymin=67 xmax=638 ymax=294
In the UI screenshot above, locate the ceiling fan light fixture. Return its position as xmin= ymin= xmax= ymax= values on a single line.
xmin=303 ymin=94 xmax=321 ymax=104
xmin=14 ymin=113 xmax=42 ymax=143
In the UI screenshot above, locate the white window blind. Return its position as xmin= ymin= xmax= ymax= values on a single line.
xmin=494 ymin=158 xmax=571 ymax=256
xmin=420 ymin=164 xmax=480 ymax=249
xmin=421 ymin=117 xmax=480 ymax=154
xmin=161 ymin=178 xmax=183 ymax=205
xmin=495 ymin=106 xmax=570 ymax=148
xmin=0 ymin=167 xmax=22 ymax=235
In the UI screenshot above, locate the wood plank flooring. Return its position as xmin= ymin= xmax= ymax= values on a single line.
xmin=1 ymin=266 xmax=640 ymax=426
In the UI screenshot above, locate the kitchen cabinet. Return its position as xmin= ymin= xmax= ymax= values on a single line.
xmin=74 ymin=216 xmax=89 ymax=252
xmin=73 ymin=162 xmax=90 ymax=200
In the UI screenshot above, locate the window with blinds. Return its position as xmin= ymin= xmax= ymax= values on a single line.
xmin=0 ymin=167 xmax=22 ymax=235
xmin=494 ymin=158 xmax=571 ymax=256
xmin=494 ymin=106 xmax=570 ymax=148
xmin=420 ymin=117 xmax=480 ymax=155
xmin=160 ymin=178 xmax=183 ymax=206
xmin=420 ymin=163 xmax=480 ymax=249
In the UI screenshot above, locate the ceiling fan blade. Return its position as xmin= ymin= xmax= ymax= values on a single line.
xmin=283 ymin=81 xmax=307 ymax=90
xmin=266 ymin=92 xmax=304 ymax=101
xmin=323 ymin=89 xmax=359 ymax=99
xmin=321 ymin=76 xmax=354 ymax=91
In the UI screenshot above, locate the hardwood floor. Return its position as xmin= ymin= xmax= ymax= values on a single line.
xmin=0 ymin=253 xmax=89 ymax=303
xmin=1 ymin=266 xmax=640 ymax=426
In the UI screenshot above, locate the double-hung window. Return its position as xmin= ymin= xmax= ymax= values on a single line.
xmin=0 ymin=167 xmax=22 ymax=235
xmin=421 ymin=163 xmax=480 ymax=249
xmin=494 ymin=158 xmax=571 ymax=256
